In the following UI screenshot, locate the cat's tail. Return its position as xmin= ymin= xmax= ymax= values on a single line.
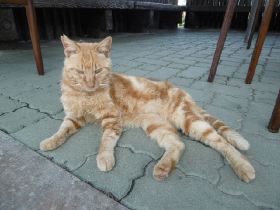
xmin=200 ymin=111 xmax=249 ymax=151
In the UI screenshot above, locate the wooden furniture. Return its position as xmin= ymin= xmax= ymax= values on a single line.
xmin=207 ymin=0 xmax=276 ymax=83
xmin=244 ymin=0 xmax=262 ymax=49
xmin=269 ymin=90 xmax=280 ymax=133
xmin=1 ymin=0 xmax=44 ymax=75
xmin=185 ymin=0 xmax=280 ymax=30
xmin=207 ymin=0 xmax=237 ymax=83
xmin=1 ymin=0 xmax=186 ymax=39
xmin=245 ymin=0 xmax=276 ymax=84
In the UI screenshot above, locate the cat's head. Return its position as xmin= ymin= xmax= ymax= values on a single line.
xmin=61 ymin=35 xmax=112 ymax=92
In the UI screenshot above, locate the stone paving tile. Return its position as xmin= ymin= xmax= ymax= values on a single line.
xmin=161 ymin=57 xmax=197 ymax=66
xmin=253 ymin=91 xmax=278 ymax=106
xmin=210 ymin=94 xmax=249 ymax=113
xmin=0 ymin=107 xmax=47 ymax=133
xmin=124 ymin=68 xmax=150 ymax=78
xmin=177 ymin=66 xmax=208 ymax=79
xmin=0 ymin=95 xmax=26 ymax=114
xmin=242 ymin=101 xmax=280 ymax=140
xmin=145 ymin=67 xmax=181 ymax=81
xmin=191 ymin=80 xmax=253 ymax=99
xmin=121 ymin=162 xmax=258 ymax=210
xmin=51 ymin=111 xmax=65 ymax=120
xmin=137 ymin=63 xmax=161 ymax=71
xmin=167 ymin=63 xmax=187 ymax=70
xmin=192 ymin=62 xmax=211 ymax=68
xmin=73 ymin=147 xmax=152 ymax=199
xmin=13 ymin=88 xmax=63 ymax=115
xmin=167 ymin=76 xmax=194 ymax=87
xmin=216 ymin=65 xmax=238 ymax=77
xmin=38 ymin=123 xmax=103 ymax=171
xmin=240 ymin=132 xmax=280 ymax=167
xmin=118 ymin=128 xmax=164 ymax=160
xmin=177 ymin=137 xmax=224 ymax=185
xmin=112 ymin=65 xmax=131 ymax=74
xmin=218 ymin=160 xmax=280 ymax=209
xmin=133 ymin=57 xmax=171 ymax=66
xmin=260 ymin=75 xmax=280 ymax=85
xmin=227 ymin=78 xmax=279 ymax=94
xmin=262 ymin=69 xmax=280 ymax=78
xmin=11 ymin=117 xmax=62 ymax=150
xmin=179 ymin=87 xmax=214 ymax=104
xmin=0 ymin=84 xmax=38 ymax=97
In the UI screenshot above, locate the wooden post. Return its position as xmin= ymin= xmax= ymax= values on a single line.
xmin=53 ymin=9 xmax=63 ymax=39
xmin=150 ymin=10 xmax=154 ymax=28
xmin=245 ymin=0 xmax=276 ymax=84
xmin=268 ymin=90 xmax=280 ymax=133
xmin=105 ymin=10 xmax=113 ymax=30
xmin=42 ymin=8 xmax=54 ymax=40
xmin=207 ymin=0 xmax=237 ymax=82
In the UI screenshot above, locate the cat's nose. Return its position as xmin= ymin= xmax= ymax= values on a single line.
xmin=86 ymin=81 xmax=94 ymax=88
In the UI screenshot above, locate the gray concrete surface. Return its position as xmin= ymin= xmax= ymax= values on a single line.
xmin=0 ymin=131 xmax=128 ymax=210
xmin=0 ymin=28 xmax=280 ymax=209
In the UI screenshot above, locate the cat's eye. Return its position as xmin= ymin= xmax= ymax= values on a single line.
xmin=76 ymin=69 xmax=84 ymax=74
xmin=95 ymin=68 xmax=102 ymax=74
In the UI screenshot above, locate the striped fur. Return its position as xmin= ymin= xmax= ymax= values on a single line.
xmin=40 ymin=36 xmax=255 ymax=182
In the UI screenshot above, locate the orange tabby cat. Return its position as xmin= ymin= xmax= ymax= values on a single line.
xmin=40 ymin=35 xmax=255 ymax=182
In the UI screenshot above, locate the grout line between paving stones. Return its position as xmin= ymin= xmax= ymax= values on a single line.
xmin=71 ymin=154 xmax=96 ymax=172
xmin=119 ymin=159 xmax=155 ymax=202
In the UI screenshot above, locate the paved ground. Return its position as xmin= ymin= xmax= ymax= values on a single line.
xmin=0 ymin=28 xmax=279 ymax=210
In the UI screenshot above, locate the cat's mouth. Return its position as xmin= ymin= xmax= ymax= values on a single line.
xmin=83 ymin=83 xmax=107 ymax=92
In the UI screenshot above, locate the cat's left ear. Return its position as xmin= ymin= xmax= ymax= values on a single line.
xmin=96 ymin=36 xmax=112 ymax=58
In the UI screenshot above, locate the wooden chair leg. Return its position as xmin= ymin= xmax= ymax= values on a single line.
xmin=25 ymin=0 xmax=44 ymax=75
xmin=244 ymin=0 xmax=262 ymax=49
xmin=268 ymin=90 xmax=280 ymax=133
xmin=207 ymin=0 xmax=237 ymax=82
xmin=245 ymin=0 xmax=275 ymax=84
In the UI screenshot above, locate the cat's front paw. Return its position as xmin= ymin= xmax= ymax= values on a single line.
xmin=96 ymin=152 xmax=115 ymax=172
xmin=40 ymin=138 xmax=59 ymax=151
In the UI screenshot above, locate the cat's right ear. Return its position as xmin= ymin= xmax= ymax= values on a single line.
xmin=61 ymin=35 xmax=79 ymax=58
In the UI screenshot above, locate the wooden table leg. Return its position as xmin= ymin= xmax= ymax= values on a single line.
xmin=245 ymin=0 xmax=275 ymax=84
xmin=207 ymin=0 xmax=237 ymax=83
xmin=25 ymin=0 xmax=44 ymax=75
xmin=268 ymin=90 xmax=280 ymax=133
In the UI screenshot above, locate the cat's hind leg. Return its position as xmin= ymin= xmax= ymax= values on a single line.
xmin=133 ymin=113 xmax=185 ymax=181
xmin=40 ymin=117 xmax=86 ymax=151
xmin=199 ymin=110 xmax=250 ymax=150
xmin=183 ymin=118 xmax=255 ymax=182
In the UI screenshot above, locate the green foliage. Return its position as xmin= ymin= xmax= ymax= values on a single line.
xmin=179 ymin=19 xmax=185 ymax=26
